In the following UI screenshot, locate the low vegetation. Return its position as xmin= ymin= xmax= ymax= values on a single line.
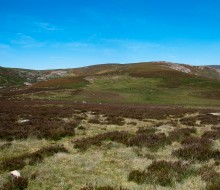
xmin=74 ymin=131 xmax=131 ymax=151
xmin=168 ymin=127 xmax=197 ymax=142
xmin=172 ymin=136 xmax=220 ymax=161
xmin=1 ymin=176 xmax=29 ymax=190
xmin=128 ymin=132 xmax=171 ymax=150
xmin=200 ymin=167 xmax=220 ymax=190
xmin=0 ymin=98 xmax=219 ymax=189
xmin=80 ymin=185 xmax=129 ymax=190
xmin=0 ymin=145 xmax=68 ymax=171
xmin=128 ymin=160 xmax=195 ymax=186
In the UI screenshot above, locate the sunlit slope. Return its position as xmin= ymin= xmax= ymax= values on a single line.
xmin=22 ymin=62 xmax=220 ymax=106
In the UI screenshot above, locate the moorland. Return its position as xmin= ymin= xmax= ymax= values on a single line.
xmin=0 ymin=61 xmax=220 ymax=190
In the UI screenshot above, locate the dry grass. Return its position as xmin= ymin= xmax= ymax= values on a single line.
xmin=0 ymin=99 xmax=220 ymax=189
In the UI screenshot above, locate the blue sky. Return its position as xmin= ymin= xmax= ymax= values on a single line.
xmin=0 ymin=0 xmax=220 ymax=69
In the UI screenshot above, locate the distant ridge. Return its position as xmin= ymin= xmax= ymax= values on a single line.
xmin=0 ymin=61 xmax=220 ymax=88
xmin=208 ymin=65 xmax=220 ymax=69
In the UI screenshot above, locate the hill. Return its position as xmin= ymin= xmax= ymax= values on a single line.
xmin=0 ymin=62 xmax=220 ymax=106
xmin=0 ymin=67 xmax=70 ymax=88
xmin=0 ymin=62 xmax=220 ymax=190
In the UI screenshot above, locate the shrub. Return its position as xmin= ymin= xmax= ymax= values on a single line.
xmin=172 ymin=142 xmax=220 ymax=161
xmin=147 ymin=160 xmax=193 ymax=186
xmin=136 ymin=127 xmax=157 ymax=134
xmin=202 ymin=130 xmax=220 ymax=140
xmin=81 ymin=185 xmax=114 ymax=190
xmin=80 ymin=184 xmax=129 ymax=190
xmin=74 ymin=131 xmax=132 ymax=151
xmin=88 ymin=116 xmax=102 ymax=124
xmin=200 ymin=167 xmax=220 ymax=190
xmin=180 ymin=136 xmax=211 ymax=148
xmin=168 ymin=127 xmax=196 ymax=142
xmin=198 ymin=114 xmax=220 ymax=125
xmin=180 ymin=117 xmax=197 ymax=126
xmin=0 ymin=145 xmax=68 ymax=171
xmin=0 ymin=117 xmax=78 ymax=141
xmin=128 ymin=170 xmax=147 ymax=184
xmin=128 ymin=133 xmax=171 ymax=150
xmin=105 ymin=116 xmax=125 ymax=126
xmin=77 ymin=126 xmax=86 ymax=130
xmin=180 ymin=114 xmax=220 ymax=126
xmin=1 ymin=176 xmax=28 ymax=190
xmin=128 ymin=160 xmax=194 ymax=187
xmin=127 ymin=122 xmax=137 ymax=125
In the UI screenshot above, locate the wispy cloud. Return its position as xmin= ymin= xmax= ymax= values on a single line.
xmin=34 ymin=22 xmax=59 ymax=31
xmin=10 ymin=34 xmax=45 ymax=48
xmin=50 ymin=42 xmax=96 ymax=50
xmin=100 ymin=39 xmax=162 ymax=50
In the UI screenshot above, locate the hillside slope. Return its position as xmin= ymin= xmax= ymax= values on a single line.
xmin=1 ymin=62 xmax=220 ymax=106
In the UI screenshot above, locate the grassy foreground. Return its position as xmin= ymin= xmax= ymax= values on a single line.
xmin=0 ymin=100 xmax=220 ymax=190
